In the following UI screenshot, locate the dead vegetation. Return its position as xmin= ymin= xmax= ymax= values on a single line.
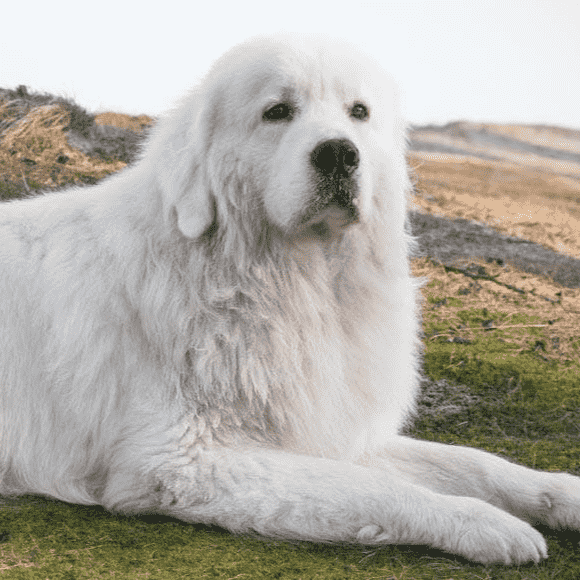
xmin=408 ymin=139 xmax=580 ymax=260
xmin=0 ymin=86 xmax=151 ymax=198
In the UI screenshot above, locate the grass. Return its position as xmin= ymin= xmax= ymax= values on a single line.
xmin=0 ymin=85 xmax=151 ymax=199
xmin=410 ymin=257 xmax=580 ymax=468
xmin=3 ymin=498 xmax=580 ymax=579
xmin=408 ymin=153 xmax=580 ymax=260
xmin=1 ymin=87 xmax=579 ymax=578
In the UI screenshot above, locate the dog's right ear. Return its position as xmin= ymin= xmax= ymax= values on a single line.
xmin=152 ymin=90 xmax=214 ymax=239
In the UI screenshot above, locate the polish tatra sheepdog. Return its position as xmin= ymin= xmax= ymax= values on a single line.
xmin=1 ymin=34 xmax=579 ymax=565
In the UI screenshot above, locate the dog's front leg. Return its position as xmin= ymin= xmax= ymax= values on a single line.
xmin=364 ymin=436 xmax=580 ymax=530
xmin=103 ymin=444 xmax=547 ymax=564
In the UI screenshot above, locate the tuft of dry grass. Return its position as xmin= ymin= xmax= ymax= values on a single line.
xmin=0 ymin=102 xmax=126 ymax=190
xmin=94 ymin=111 xmax=154 ymax=133
xmin=0 ymin=86 xmax=152 ymax=197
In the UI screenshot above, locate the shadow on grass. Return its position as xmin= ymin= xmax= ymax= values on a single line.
xmin=410 ymin=211 xmax=580 ymax=289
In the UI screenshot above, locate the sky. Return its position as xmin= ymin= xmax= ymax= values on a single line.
xmin=1 ymin=0 xmax=579 ymax=129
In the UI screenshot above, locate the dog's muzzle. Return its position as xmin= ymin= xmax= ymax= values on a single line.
xmin=304 ymin=138 xmax=360 ymax=233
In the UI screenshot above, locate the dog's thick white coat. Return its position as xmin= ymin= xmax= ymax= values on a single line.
xmin=1 ymin=35 xmax=579 ymax=564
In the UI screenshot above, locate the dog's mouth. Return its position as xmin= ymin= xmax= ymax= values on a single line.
xmin=302 ymin=179 xmax=360 ymax=236
xmin=307 ymin=202 xmax=359 ymax=237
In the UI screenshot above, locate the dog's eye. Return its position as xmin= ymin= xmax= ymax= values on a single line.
xmin=350 ymin=102 xmax=369 ymax=121
xmin=263 ymin=103 xmax=293 ymax=122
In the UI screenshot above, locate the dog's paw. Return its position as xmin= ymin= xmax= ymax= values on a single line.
xmin=360 ymin=496 xmax=547 ymax=565
xmin=445 ymin=498 xmax=548 ymax=565
xmin=537 ymin=472 xmax=580 ymax=530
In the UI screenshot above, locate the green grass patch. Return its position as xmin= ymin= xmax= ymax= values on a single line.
xmin=5 ymin=497 xmax=580 ymax=579
xmin=424 ymin=337 xmax=580 ymax=405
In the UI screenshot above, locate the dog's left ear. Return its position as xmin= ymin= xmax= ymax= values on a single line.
xmin=152 ymin=90 xmax=214 ymax=239
xmin=171 ymin=161 xmax=213 ymax=239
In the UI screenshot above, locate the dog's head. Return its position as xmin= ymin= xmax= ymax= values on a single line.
xmin=150 ymin=34 xmax=407 ymax=243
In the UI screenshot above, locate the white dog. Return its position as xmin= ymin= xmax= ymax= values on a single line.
xmin=1 ymin=34 xmax=579 ymax=565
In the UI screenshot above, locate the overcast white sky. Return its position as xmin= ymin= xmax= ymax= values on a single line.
xmin=1 ymin=0 xmax=579 ymax=129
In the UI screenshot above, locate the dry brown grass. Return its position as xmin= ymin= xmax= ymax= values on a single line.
xmin=94 ymin=112 xmax=154 ymax=133
xmin=409 ymin=152 xmax=580 ymax=259
xmin=0 ymin=102 xmax=125 ymax=190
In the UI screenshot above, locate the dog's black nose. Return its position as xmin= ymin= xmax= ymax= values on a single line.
xmin=310 ymin=139 xmax=359 ymax=177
